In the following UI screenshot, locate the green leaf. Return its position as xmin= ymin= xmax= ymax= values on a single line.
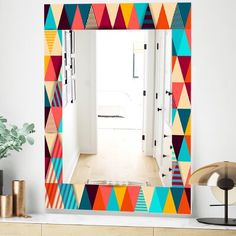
xmin=27 ymin=136 xmax=34 ymax=145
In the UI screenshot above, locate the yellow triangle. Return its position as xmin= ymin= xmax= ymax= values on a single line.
xmin=45 ymin=31 xmax=57 ymax=55
xmin=45 ymin=133 xmax=57 ymax=156
xmin=45 ymin=81 xmax=56 ymax=104
xmin=163 ymin=3 xmax=177 ymax=27
xmin=114 ymin=186 xmax=127 ymax=209
xmin=172 ymin=58 xmax=184 ymax=82
xmin=172 ymin=111 xmax=184 ymax=135
xmin=120 ymin=3 xmax=134 ymax=28
xmin=142 ymin=186 xmax=154 ymax=210
xmin=179 ymin=162 xmax=191 ymax=186
xmin=106 ymin=3 xmax=119 ymax=27
xmin=51 ymin=33 xmax=62 ymax=55
xmin=149 ymin=3 xmax=162 ymax=27
xmin=45 ymin=110 xmax=57 ymax=133
xmin=185 ymin=115 xmax=191 ymax=135
xmin=178 ymin=85 xmax=191 ymax=108
xmin=73 ymin=184 xmax=85 ymax=207
xmin=51 ymin=4 xmax=63 ymax=28
xmin=163 ymin=190 xmax=176 ymax=214
xmin=44 ymin=56 xmax=50 ymax=76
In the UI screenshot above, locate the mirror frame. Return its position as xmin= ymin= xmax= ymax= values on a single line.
xmin=44 ymin=2 xmax=191 ymax=214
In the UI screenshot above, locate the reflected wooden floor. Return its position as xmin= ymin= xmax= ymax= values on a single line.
xmin=70 ymin=129 xmax=162 ymax=186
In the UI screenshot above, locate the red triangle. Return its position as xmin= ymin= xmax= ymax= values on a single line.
xmin=93 ymin=187 xmax=105 ymax=210
xmin=172 ymin=82 xmax=184 ymax=107
xmin=114 ymin=6 xmax=126 ymax=29
xmin=178 ymin=189 xmax=191 ymax=214
xmin=52 ymin=134 xmax=62 ymax=158
xmin=127 ymin=186 xmax=140 ymax=209
xmin=185 ymin=135 xmax=191 ymax=154
xmin=100 ymin=185 xmax=112 ymax=207
xmin=121 ymin=188 xmax=134 ymax=211
xmin=185 ymin=29 xmax=191 ymax=49
xmin=185 ymin=9 xmax=191 ymax=29
xmin=45 ymin=58 xmax=57 ymax=81
xmin=178 ymin=57 xmax=191 ymax=80
xmin=99 ymin=5 xmax=112 ymax=29
xmin=185 ymin=82 xmax=191 ymax=103
xmin=51 ymin=56 xmax=62 ymax=81
xmin=92 ymin=4 xmax=106 ymax=27
xmin=156 ymin=5 xmax=169 ymax=29
xmin=128 ymin=6 xmax=140 ymax=29
xmin=51 ymin=107 xmax=62 ymax=129
xmin=72 ymin=6 xmax=84 ymax=29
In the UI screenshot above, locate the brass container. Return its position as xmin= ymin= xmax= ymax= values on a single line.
xmin=0 ymin=195 xmax=13 ymax=218
xmin=12 ymin=180 xmax=25 ymax=217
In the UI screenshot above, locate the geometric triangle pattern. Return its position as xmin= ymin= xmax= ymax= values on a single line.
xmin=44 ymin=2 xmax=191 ymax=214
xmin=45 ymin=3 xmax=191 ymax=30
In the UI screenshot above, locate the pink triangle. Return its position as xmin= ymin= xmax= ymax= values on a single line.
xmin=72 ymin=6 xmax=84 ymax=29
xmin=92 ymin=4 xmax=106 ymax=27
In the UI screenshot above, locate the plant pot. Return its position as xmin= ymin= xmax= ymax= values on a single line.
xmin=0 ymin=170 xmax=3 ymax=195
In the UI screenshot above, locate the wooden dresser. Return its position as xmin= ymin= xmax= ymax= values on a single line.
xmin=0 ymin=214 xmax=235 ymax=236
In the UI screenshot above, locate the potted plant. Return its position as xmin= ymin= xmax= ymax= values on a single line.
xmin=0 ymin=116 xmax=35 ymax=194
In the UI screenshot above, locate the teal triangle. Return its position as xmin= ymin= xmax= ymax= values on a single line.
xmin=172 ymin=39 xmax=177 ymax=56
xmin=45 ymin=6 xmax=56 ymax=30
xmin=45 ymin=87 xmax=50 ymax=107
xmin=107 ymin=188 xmax=119 ymax=211
xmin=171 ymin=5 xmax=184 ymax=29
xmin=134 ymin=3 xmax=148 ymax=27
xmin=172 ymin=109 xmax=177 ymax=125
xmin=171 ymin=187 xmax=184 ymax=210
xmin=178 ymin=109 xmax=190 ymax=132
xmin=178 ymin=3 xmax=191 ymax=26
xmin=172 ymin=30 xmax=191 ymax=56
xmin=135 ymin=188 xmax=148 ymax=212
xmin=65 ymin=4 xmax=77 ymax=27
xmin=149 ymin=187 xmax=169 ymax=212
xmin=78 ymin=4 xmax=91 ymax=27
xmin=58 ymin=119 xmax=62 ymax=133
xmin=79 ymin=188 xmax=91 ymax=209
xmin=178 ymin=138 xmax=190 ymax=162
xmin=57 ymin=30 xmax=63 ymax=45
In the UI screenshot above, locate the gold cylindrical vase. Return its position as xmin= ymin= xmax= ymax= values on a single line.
xmin=0 ymin=195 xmax=13 ymax=218
xmin=12 ymin=180 xmax=25 ymax=217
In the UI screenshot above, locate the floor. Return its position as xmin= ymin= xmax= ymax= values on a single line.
xmin=70 ymin=128 xmax=162 ymax=186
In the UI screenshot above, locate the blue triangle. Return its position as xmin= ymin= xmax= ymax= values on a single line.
xmin=178 ymin=109 xmax=191 ymax=133
xmin=178 ymin=138 xmax=190 ymax=162
xmin=107 ymin=188 xmax=119 ymax=211
xmin=58 ymin=119 xmax=62 ymax=133
xmin=172 ymin=109 xmax=177 ymax=125
xmin=45 ymin=87 xmax=50 ymax=107
xmin=78 ymin=4 xmax=91 ymax=27
xmin=134 ymin=3 xmax=148 ymax=27
xmin=57 ymin=30 xmax=63 ymax=45
xmin=171 ymin=5 xmax=184 ymax=29
xmin=45 ymin=6 xmax=56 ymax=30
xmin=178 ymin=3 xmax=191 ymax=26
xmin=65 ymin=4 xmax=77 ymax=27
xmin=79 ymin=188 xmax=91 ymax=209
xmin=149 ymin=187 xmax=169 ymax=212
xmin=172 ymin=30 xmax=191 ymax=56
xmin=171 ymin=187 xmax=184 ymax=210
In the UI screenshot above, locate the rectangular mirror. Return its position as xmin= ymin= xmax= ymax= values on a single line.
xmin=44 ymin=3 xmax=191 ymax=214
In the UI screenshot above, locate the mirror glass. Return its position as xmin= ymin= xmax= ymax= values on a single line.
xmin=62 ymin=30 xmax=172 ymax=187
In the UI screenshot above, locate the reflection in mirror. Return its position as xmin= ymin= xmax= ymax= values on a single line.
xmin=62 ymin=30 xmax=172 ymax=187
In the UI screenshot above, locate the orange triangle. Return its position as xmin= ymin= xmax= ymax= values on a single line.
xmin=186 ymin=29 xmax=191 ymax=50
xmin=45 ymin=57 xmax=57 ymax=81
xmin=156 ymin=5 xmax=169 ymax=29
xmin=92 ymin=4 xmax=106 ymax=27
xmin=46 ymin=184 xmax=58 ymax=207
xmin=127 ymin=5 xmax=140 ymax=29
xmin=172 ymin=56 xmax=177 ymax=71
xmin=185 ymin=63 xmax=191 ymax=82
xmin=93 ymin=187 xmax=106 ymax=210
xmin=178 ymin=190 xmax=191 ymax=214
xmin=185 ymin=9 xmax=191 ymax=29
xmin=72 ymin=6 xmax=84 ymax=29
xmin=185 ymin=135 xmax=191 ymax=153
xmin=121 ymin=188 xmax=134 ymax=211
xmin=51 ymin=107 xmax=62 ymax=129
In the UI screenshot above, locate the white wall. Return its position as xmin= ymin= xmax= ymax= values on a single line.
xmin=0 ymin=0 xmax=236 ymax=217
